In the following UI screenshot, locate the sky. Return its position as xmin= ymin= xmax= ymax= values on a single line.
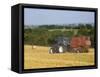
xmin=24 ymin=8 xmax=95 ymax=26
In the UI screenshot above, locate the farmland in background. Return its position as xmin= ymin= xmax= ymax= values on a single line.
xmin=24 ymin=23 xmax=95 ymax=47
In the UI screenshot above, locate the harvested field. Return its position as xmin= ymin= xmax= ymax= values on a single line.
xmin=24 ymin=45 xmax=94 ymax=69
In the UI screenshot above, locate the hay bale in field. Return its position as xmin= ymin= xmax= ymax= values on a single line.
xmin=32 ymin=45 xmax=37 ymax=49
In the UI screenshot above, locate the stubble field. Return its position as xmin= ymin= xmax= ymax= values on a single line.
xmin=24 ymin=45 xmax=94 ymax=69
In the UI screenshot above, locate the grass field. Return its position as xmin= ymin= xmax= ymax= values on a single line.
xmin=24 ymin=45 xmax=94 ymax=69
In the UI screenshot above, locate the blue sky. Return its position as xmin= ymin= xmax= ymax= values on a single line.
xmin=24 ymin=8 xmax=94 ymax=26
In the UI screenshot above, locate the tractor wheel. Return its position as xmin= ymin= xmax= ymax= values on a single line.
xmin=78 ymin=47 xmax=89 ymax=53
xmin=78 ymin=47 xmax=83 ymax=53
xmin=70 ymin=48 xmax=78 ymax=53
xmin=49 ymin=48 xmax=53 ymax=54
xmin=59 ymin=46 xmax=64 ymax=53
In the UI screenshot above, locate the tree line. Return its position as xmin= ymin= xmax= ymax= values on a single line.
xmin=24 ymin=24 xmax=95 ymax=47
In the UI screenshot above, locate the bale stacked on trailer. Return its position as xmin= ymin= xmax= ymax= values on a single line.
xmin=70 ymin=36 xmax=91 ymax=53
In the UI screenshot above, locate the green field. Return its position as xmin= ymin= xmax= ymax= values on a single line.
xmin=24 ymin=45 xmax=94 ymax=69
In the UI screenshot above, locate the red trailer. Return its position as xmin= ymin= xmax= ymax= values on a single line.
xmin=70 ymin=36 xmax=91 ymax=53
